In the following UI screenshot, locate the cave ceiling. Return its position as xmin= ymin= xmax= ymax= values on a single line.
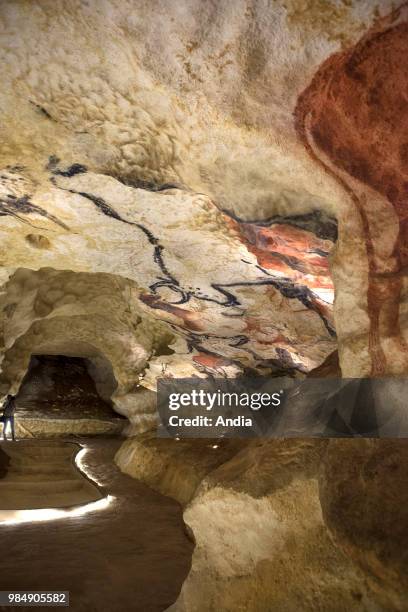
xmin=0 ymin=0 xmax=406 ymax=389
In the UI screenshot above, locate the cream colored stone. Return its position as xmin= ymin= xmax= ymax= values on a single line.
xmin=0 ymin=3 xmax=404 ymax=611
xmin=117 ymin=436 xmax=388 ymax=611
xmin=0 ymin=0 xmax=390 ymax=379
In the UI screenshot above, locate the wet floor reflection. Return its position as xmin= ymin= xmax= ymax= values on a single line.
xmin=0 ymin=440 xmax=102 ymax=511
xmin=0 ymin=438 xmax=194 ymax=611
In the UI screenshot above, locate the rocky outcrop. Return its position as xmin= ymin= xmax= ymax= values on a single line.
xmin=117 ymin=435 xmax=407 ymax=611
xmin=319 ymin=439 xmax=408 ymax=611
xmin=0 ymin=267 xmax=172 ymax=428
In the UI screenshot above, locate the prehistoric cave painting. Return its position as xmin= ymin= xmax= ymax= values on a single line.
xmin=0 ymin=194 xmax=68 ymax=231
xmin=50 ymin=160 xmax=336 ymax=372
xmin=144 ymin=288 xmax=325 ymax=369
xmin=224 ymin=208 xmax=338 ymax=242
xmin=192 ymin=353 xmax=236 ymax=372
xmin=227 ymin=216 xmax=335 ymax=334
xmin=50 ymin=160 xmax=334 ymax=319
xmin=139 ymin=294 xmax=204 ymax=331
xmin=49 ymin=161 xmax=188 ymax=304
xmin=295 ymin=2 xmax=408 ymax=375
xmin=0 ymin=166 xmax=68 ymax=230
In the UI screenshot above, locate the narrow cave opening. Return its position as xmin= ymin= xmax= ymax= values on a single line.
xmin=15 ymin=355 xmax=125 ymax=431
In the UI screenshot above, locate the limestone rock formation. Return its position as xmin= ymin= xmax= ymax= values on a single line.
xmin=0 ymin=440 xmax=102 ymax=510
xmin=118 ymin=435 xmax=401 ymax=611
xmin=0 ymin=1 xmax=407 ymax=611
xmin=1 ymin=0 xmax=405 ymax=382
xmin=319 ymin=440 xmax=408 ymax=610
xmin=0 ymin=0 xmax=355 ymax=395
xmin=0 ymin=162 xmax=336 ymax=390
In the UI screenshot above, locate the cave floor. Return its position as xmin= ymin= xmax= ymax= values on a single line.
xmin=0 ymin=437 xmax=194 ymax=612
xmin=13 ymin=414 xmax=125 ymax=438
xmin=0 ymin=440 xmax=103 ymax=510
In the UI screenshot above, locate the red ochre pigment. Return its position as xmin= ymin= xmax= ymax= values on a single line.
xmin=295 ymin=3 xmax=408 ymax=375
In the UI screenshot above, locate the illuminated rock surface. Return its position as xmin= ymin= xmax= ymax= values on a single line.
xmin=0 ymin=440 xmax=102 ymax=509
xmin=0 ymin=1 xmax=407 ymax=611
xmin=118 ymin=435 xmax=406 ymax=612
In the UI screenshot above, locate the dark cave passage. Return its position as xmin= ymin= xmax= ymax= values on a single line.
xmin=0 ymin=357 xmax=194 ymax=612
xmin=17 ymin=355 xmax=119 ymax=419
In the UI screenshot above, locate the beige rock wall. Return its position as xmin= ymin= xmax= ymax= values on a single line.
xmin=2 ymin=0 xmax=396 ymax=381
xmin=117 ymin=435 xmax=404 ymax=611
xmin=0 ymin=2 xmax=406 ymax=611
xmin=0 ymin=268 xmax=173 ymax=430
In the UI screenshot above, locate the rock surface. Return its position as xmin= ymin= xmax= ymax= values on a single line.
xmin=0 ymin=0 xmax=405 ymax=383
xmin=1 ymin=0 xmax=406 ymax=386
xmin=319 ymin=439 xmax=408 ymax=610
xmin=117 ymin=435 xmax=406 ymax=611
xmin=0 ymin=440 xmax=102 ymax=510
xmin=0 ymin=2 xmax=407 ymax=611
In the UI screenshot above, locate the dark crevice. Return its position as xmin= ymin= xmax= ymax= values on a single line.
xmin=114 ymin=175 xmax=185 ymax=192
xmin=16 ymin=355 xmax=123 ymax=421
xmin=29 ymin=101 xmax=55 ymax=121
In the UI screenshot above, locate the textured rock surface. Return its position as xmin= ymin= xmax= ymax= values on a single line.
xmin=0 ymin=267 xmax=172 ymax=429
xmin=0 ymin=0 xmax=405 ymax=382
xmin=117 ymin=433 xmax=246 ymax=506
xmin=0 ymin=0 xmax=358 ymax=391
xmin=117 ymin=435 xmax=404 ymax=611
xmin=295 ymin=2 xmax=408 ymax=375
xmin=0 ymin=2 xmax=407 ymax=611
xmin=320 ymin=439 xmax=408 ymax=610
xmin=0 ymin=163 xmax=336 ymax=388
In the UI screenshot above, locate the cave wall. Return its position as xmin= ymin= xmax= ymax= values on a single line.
xmin=0 ymin=0 xmax=404 ymax=378
xmin=0 ymin=164 xmax=336 ymax=382
xmin=0 ymin=0 xmax=362 ymax=383
xmin=0 ymin=2 xmax=407 ymax=611
xmin=0 ymin=268 xmax=172 ymax=430
xmin=117 ymin=434 xmax=408 ymax=612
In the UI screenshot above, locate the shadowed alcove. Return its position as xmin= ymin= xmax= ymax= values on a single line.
xmin=12 ymin=352 xmax=125 ymax=438
xmin=16 ymin=355 xmax=120 ymax=421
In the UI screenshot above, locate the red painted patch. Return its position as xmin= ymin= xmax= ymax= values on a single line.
xmin=193 ymin=354 xmax=233 ymax=368
xmin=230 ymin=215 xmax=334 ymax=308
xmin=295 ymin=4 xmax=408 ymax=375
xmin=140 ymin=293 xmax=203 ymax=331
